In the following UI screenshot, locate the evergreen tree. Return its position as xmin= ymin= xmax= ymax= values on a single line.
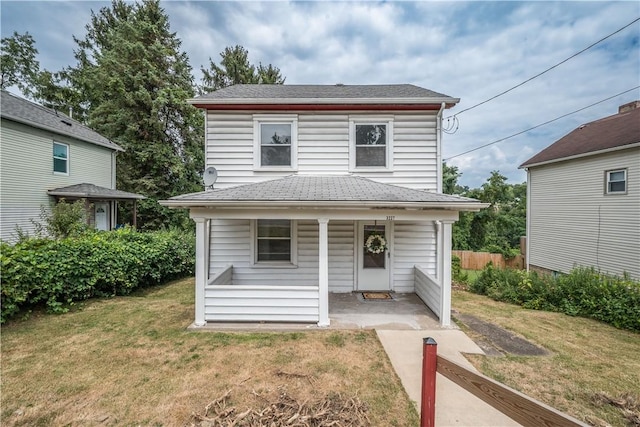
xmin=57 ymin=0 xmax=204 ymax=228
xmin=200 ymin=45 xmax=284 ymax=94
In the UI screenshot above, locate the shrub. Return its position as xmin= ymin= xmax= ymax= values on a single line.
xmin=0 ymin=227 xmax=195 ymax=323
xmin=451 ymin=255 xmax=468 ymax=284
xmin=37 ymin=199 xmax=91 ymax=239
xmin=469 ymin=264 xmax=640 ymax=332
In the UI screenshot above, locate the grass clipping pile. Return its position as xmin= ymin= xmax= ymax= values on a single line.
xmin=189 ymin=386 xmax=370 ymax=427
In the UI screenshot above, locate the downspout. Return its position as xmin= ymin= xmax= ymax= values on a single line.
xmin=525 ymin=168 xmax=531 ymax=272
xmin=436 ymin=102 xmax=446 ymax=193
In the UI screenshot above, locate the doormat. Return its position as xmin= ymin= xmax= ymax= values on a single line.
xmin=362 ymin=292 xmax=393 ymax=300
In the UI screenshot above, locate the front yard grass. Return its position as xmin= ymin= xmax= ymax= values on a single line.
xmin=1 ymin=278 xmax=418 ymax=426
xmin=453 ymin=289 xmax=640 ymax=427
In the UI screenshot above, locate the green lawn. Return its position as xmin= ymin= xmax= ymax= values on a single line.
xmin=1 ymin=278 xmax=418 ymax=426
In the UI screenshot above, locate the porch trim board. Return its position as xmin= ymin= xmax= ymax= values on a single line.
xmin=203 ymin=285 xmax=320 ymax=323
xmin=415 ymin=265 xmax=441 ymax=317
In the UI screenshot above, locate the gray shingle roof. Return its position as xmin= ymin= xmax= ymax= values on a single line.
xmin=520 ymin=106 xmax=640 ymax=168
xmin=1 ymin=91 xmax=123 ymax=151
xmin=192 ymin=84 xmax=458 ymax=104
xmin=48 ymin=183 xmax=145 ymax=200
xmin=164 ymin=175 xmax=482 ymax=210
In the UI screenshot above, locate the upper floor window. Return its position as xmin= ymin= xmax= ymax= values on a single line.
xmin=53 ymin=142 xmax=69 ymax=175
xmin=253 ymin=115 xmax=298 ymax=170
xmin=606 ymin=169 xmax=627 ymax=194
xmin=349 ymin=118 xmax=393 ymax=170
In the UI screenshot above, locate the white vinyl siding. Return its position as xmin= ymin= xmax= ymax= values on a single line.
xmin=528 ymin=148 xmax=640 ymax=280
xmin=0 ymin=120 xmax=114 ymax=242
xmin=205 ymin=111 xmax=438 ymax=190
xmin=393 ymin=221 xmax=437 ymax=292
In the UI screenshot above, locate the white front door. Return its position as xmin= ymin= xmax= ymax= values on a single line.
xmin=357 ymin=221 xmax=390 ymax=291
xmin=95 ymin=202 xmax=109 ymax=231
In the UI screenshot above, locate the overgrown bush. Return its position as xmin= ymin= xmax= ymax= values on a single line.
xmin=36 ymin=199 xmax=91 ymax=239
xmin=451 ymin=255 xmax=468 ymax=284
xmin=0 ymin=227 xmax=195 ymax=323
xmin=469 ymin=263 xmax=640 ymax=332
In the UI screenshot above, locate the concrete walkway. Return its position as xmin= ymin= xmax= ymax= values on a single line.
xmin=376 ymin=329 xmax=521 ymax=427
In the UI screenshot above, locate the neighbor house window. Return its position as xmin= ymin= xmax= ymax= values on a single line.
xmin=349 ymin=119 xmax=393 ymax=170
xmin=253 ymin=115 xmax=298 ymax=169
xmin=255 ymin=219 xmax=295 ymax=263
xmin=53 ymin=142 xmax=69 ymax=174
xmin=606 ymin=169 xmax=627 ymax=194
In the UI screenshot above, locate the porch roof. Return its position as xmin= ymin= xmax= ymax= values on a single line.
xmin=161 ymin=175 xmax=485 ymax=211
xmin=48 ymin=183 xmax=146 ymax=200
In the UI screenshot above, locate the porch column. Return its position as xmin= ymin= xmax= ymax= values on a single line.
xmin=440 ymin=220 xmax=453 ymax=327
xmin=194 ymin=217 xmax=208 ymax=326
xmin=318 ymin=218 xmax=330 ymax=327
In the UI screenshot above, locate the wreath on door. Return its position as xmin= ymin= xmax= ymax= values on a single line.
xmin=365 ymin=234 xmax=387 ymax=254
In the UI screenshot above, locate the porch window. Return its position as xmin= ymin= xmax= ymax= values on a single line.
xmin=349 ymin=118 xmax=393 ymax=170
xmin=53 ymin=142 xmax=69 ymax=175
xmin=253 ymin=115 xmax=298 ymax=170
xmin=606 ymin=169 xmax=627 ymax=194
xmin=256 ymin=219 xmax=293 ymax=262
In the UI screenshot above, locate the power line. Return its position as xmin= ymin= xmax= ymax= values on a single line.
xmin=444 ymin=16 xmax=640 ymax=120
xmin=443 ymin=86 xmax=640 ymax=161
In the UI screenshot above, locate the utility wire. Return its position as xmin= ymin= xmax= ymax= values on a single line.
xmin=443 ymin=86 xmax=640 ymax=161
xmin=444 ymin=16 xmax=640 ymax=120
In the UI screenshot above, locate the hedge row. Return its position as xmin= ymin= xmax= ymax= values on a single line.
xmin=469 ymin=264 xmax=640 ymax=332
xmin=0 ymin=228 xmax=195 ymax=323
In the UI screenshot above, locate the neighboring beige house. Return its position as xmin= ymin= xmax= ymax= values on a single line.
xmin=0 ymin=91 xmax=144 ymax=242
xmin=162 ymin=84 xmax=486 ymax=327
xmin=520 ymin=101 xmax=640 ymax=281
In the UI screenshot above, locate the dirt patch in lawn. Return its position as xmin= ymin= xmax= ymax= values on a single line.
xmin=454 ymin=312 xmax=549 ymax=356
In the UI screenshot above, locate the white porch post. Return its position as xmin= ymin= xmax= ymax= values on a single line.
xmin=194 ymin=217 xmax=208 ymax=326
xmin=440 ymin=220 xmax=453 ymax=327
xmin=318 ymin=218 xmax=330 ymax=327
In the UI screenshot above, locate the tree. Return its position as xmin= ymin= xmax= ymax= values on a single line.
xmin=0 ymin=32 xmax=40 ymax=96
xmin=200 ymin=45 xmax=284 ymax=93
xmin=49 ymin=0 xmax=204 ymax=229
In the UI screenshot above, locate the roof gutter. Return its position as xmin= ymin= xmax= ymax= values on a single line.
xmin=188 ymin=96 xmax=460 ymax=106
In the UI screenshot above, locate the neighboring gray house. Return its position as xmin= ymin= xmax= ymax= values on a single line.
xmin=162 ymin=84 xmax=486 ymax=327
xmin=0 ymin=91 xmax=144 ymax=242
xmin=520 ymin=101 xmax=640 ymax=280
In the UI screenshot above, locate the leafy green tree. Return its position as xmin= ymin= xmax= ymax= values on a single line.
xmin=0 ymin=32 xmax=40 ymax=96
xmin=43 ymin=0 xmax=204 ymax=229
xmin=200 ymin=45 xmax=285 ymax=93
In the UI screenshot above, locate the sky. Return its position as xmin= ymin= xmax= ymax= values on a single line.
xmin=2 ymin=1 xmax=639 ymax=188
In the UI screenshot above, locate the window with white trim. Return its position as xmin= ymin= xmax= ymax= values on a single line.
xmin=253 ymin=115 xmax=298 ymax=169
xmin=53 ymin=142 xmax=69 ymax=174
xmin=606 ymin=169 xmax=627 ymax=194
xmin=349 ymin=118 xmax=393 ymax=170
xmin=255 ymin=219 xmax=296 ymax=263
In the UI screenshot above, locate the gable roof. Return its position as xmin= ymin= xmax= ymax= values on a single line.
xmin=162 ymin=175 xmax=484 ymax=211
xmin=191 ymin=84 xmax=459 ymax=108
xmin=47 ymin=183 xmax=145 ymax=200
xmin=0 ymin=91 xmax=123 ymax=152
xmin=520 ymin=106 xmax=640 ymax=168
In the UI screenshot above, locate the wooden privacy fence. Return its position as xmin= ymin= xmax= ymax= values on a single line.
xmin=420 ymin=338 xmax=589 ymax=427
xmin=453 ymin=250 xmax=524 ymax=270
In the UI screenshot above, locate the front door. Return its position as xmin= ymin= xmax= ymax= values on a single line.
xmin=357 ymin=221 xmax=390 ymax=291
xmin=95 ymin=202 xmax=109 ymax=231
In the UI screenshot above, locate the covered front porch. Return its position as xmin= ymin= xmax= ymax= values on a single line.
xmin=161 ymin=175 xmax=486 ymax=329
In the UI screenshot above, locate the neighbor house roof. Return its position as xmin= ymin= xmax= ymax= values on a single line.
xmin=0 ymin=91 xmax=123 ymax=152
xmin=520 ymin=106 xmax=640 ymax=168
xmin=162 ymin=175 xmax=484 ymax=211
xmin=48 ymin=183 xmax=145 ymax=200
xmin=190 ymin=84 xmax=459 ymax=109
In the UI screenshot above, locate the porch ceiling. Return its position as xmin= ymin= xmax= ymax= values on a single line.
xmin=161 ymin=175 xmax=486 ymax=213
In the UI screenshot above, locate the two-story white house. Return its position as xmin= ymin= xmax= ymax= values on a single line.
xmin=162 ymin=84 xmax=486 ymax=327
xmin=0 ymin=91 xmax=145 ymax=242
xmin=520 ymin=101 xmax=640 ymax=280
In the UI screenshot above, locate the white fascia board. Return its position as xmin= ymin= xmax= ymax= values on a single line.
xmin=520 ymin=142 xmax=640 ymax=169
xmin=188 ymin=97 xmax=460 ymax=105
xmin=161 ymin=199 xmax=488 ymax=211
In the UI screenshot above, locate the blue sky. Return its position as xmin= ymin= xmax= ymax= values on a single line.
xmin=2 ymin=1 xmax=639 ymax=188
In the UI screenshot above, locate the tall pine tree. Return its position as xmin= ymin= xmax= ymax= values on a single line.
xmin=61 ymin=0 xmax=204 ymax=228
